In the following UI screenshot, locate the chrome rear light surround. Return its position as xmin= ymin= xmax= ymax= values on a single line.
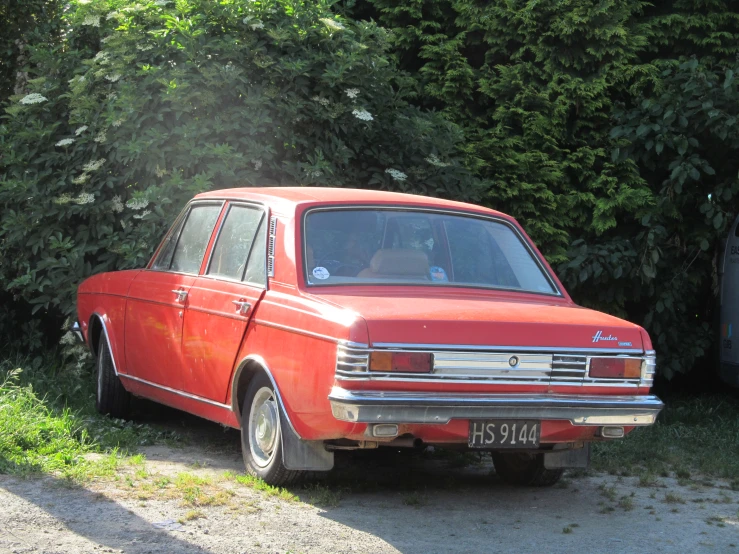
xmin=335 ymin=343 xmax=656 ymax=388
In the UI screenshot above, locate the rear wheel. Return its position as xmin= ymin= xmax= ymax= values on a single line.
xmin=95 ymin=336 xmax=131 ymax=419
xmin=492 ymin=452 xmax=563 ymax=487
xmin=240 ymin=373 xmax=303 ymax=486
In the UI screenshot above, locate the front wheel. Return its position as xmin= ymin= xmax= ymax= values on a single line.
xmin=240 ymin=373 xmax=303 ymax=486
xmin=492 ymin=452 xmax=563 ymax=487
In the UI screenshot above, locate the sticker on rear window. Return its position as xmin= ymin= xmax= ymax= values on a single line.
xmin=312 ymin=266 xmax=330 ymax=280
xmin=429 ymin=266 xmax=448 ymax=282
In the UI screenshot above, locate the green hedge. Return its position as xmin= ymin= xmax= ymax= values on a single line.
xmin=345 ymin=0 xmax=739 ymax=378
xmin=0 ymin=0 xmax=482 ymax=345
xmin=3 ymin=0 xmax=739 ymax=378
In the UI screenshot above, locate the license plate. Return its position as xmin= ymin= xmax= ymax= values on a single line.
xmin=469 ymin=420 xmax=540 ymax=448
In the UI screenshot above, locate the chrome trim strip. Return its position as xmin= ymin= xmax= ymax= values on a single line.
xmin=328 ymin=388 xmax=664 ymax=426
xmin=267 ymin=216 xmax=277 ymax=278
xmin=335 ymin=374 xmax=641 ymax=387
xmin=120 ymin=373 xmax=232 ymax=410
xmin=371 ymin=343 xmax=644 ymax=355
xmin=253 ymin=319 xmax=342 ymax=343
xmin=71 ymin=321 xmax=84 ymax=343
xmin=301 ymin=205 xmax=563 ymax=297
xmin=232 ymin=354 xmax=301 ymax=438
xmin=89 ymin=313 xmax=120 ymax=376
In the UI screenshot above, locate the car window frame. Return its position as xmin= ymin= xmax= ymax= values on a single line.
xmin=300 ymin=205 xmax=563 ymax=297
xmin=201 ymin=200 xmax=269 ymax=289
xmin=147 ymin=200 xmax=225 ymax=276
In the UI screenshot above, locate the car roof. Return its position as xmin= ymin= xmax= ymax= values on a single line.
xmin=194 ymin=187 xmax=509 ymax=218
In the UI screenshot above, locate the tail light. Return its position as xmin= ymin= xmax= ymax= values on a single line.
xmin=589 ymin=357 xmax=642 ymax=379
xmin=369 ymin=351 xmax=433 ymax=373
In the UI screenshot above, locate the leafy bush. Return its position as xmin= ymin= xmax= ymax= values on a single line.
xmin=0 ymin=0 xmax=483 ymax=345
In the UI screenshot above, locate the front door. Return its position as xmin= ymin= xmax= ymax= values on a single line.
xmin=182 ymin=203 xmax=268 ymax=402
xmin=125 ymin=201 xmax=223 ymax=390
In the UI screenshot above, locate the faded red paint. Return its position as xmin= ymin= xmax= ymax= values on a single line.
xmin=77 ymin=188 xmax=655 ymax=446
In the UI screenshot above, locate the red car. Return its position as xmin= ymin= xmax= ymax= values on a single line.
xmin=75 ymin=187 xmax=663 ymax=486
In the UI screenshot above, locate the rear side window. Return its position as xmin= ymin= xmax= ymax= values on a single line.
xmin=169 ymin=204 xmax=222 ymax=274
xmin=151 ymin=212 xmax=187 ymax=270
xmin=207 ymin=205 xmax=265 ymax=283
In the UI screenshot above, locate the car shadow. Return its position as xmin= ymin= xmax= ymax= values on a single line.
xmin=0 ymin=473 xmax=210 ymax=553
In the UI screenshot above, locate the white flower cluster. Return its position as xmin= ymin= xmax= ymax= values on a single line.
xmin=60 ymin=331 xmax=77 ymax=346
xmin=320 ymin=18 xmax=345 ymax=31
xmin=425 ymin=154 xmax=450 ymax=167
xmin=82 ymin=15 xmax=100 ymax=27
xmin=126 ymin=197 xmax=149 ymax=210
xmin=312 ymin=96 xmax=330 ymax=106
xmin=54 ymin=194 xmax=73 ymax=205
xmin=385 ymin=168 xmax=407 ymax=181
xmin=94 ymin=51 xmax=109 ymax=62
xmin=19 ymin=93 xmax=48 ymax=105
xmin=250 ymin=21 xmax=264 ymax=30
xmin=100 ymin=35 xmax=113 ymax=44
xmin=345 ymin=88 xmax=360 ymax=99
xmin=83 ymin=159 xmax=105 ymax=172
xmin=112 ymin=118 xmax=124 ymax=127
xmin=75 ymin=125 xmax=88 ymax=136
xmin=306 ymin=169 xmax=323 ymax=179
xmin=106 ymin=11 xmax=119 ymax=21
xmin=154 ymin=0 xmax=170 ymax=6
xmin=155 ymin=165 xmax=168 ymax=178
xmin=94 ymin=131 xmax=107 ymax=143
xmin=111 ymin=195 xmax=124 ymax=213
xmin=75 ymin=192 xmax=95 ymax=205
xmin=106 ymin=74 xmax=121 ymax=82
xmin=253 ymin=159 xmax=263 ymax=170
xmin=133 ymin=209 xmax=151 ymax=219
xmin=72 ymin=174 xmax=89 ymax=185
xmin=352 ymin=108 xmax=373 ymax=121
xmin=56 ymin=138 xmax=75 ymax=147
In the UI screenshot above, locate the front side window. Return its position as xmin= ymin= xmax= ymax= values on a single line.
xmin=304 ymin=209 xmax=558 ymax=295
xmin=168 ymin=204 xmax=222 ymax=274
xmin=207 ymin=204 xmax=265 ymax=284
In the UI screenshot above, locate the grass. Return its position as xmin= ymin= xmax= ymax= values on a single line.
xmin=592 ymin=394 xmax=739 ymax=479
xmin=0 ymin=354 xmax=179 ymax=481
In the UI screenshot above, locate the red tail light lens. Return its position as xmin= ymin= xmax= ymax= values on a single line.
xmin=369 ymin=351 xmax=433 ymax=373
xmin=589 ymin=357 xmax=642 ymax=379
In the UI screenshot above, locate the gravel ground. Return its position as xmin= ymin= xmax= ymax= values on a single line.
xmin=1 ymin=436 xmax=738 ymax=553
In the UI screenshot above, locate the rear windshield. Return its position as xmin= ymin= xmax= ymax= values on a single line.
xmin=303 ymin=209 xmax=558 ymax=295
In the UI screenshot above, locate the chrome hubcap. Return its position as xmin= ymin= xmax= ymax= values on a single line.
xmin=249 ymin=387 xmax=279 ymax=467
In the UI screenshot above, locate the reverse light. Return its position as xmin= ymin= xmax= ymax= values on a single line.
xmin=369 ymin=351 xmax=433 ymax=373
xmin=589 ymin=357 xmax=642 ymax=379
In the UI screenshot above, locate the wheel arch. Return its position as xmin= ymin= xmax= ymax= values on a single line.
xmin=231 ymin=354 xmax=334 ymax=471
xmin=230 ymin=355 xmax=299 ymax=437
xmin=87 ymin=313 xmax=120 ymax=376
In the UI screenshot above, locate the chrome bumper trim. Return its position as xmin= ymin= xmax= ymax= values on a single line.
xmin=71 ymin=321 xmax=85 ymax=344
xmin=328 ymin=388 xmax=664 ymax=426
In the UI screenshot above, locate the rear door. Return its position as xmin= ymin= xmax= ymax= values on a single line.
xmin=181 ymin=202 xmax=268 ymax=402
xmin=125 ymin=201 xmax=223 ymax=390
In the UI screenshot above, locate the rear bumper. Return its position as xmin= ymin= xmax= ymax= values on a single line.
xmin=328 ymin=387 xmax=664 ymax=426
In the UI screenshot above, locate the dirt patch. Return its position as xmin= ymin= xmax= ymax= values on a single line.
xmin=1 ymin=440 xmax=738 ymax=553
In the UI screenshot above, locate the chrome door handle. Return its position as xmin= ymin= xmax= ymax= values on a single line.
xmin=232 ymin=300 xmax=251 ymax=315
xmin=171 ymin=289 xmax=188 ymax=302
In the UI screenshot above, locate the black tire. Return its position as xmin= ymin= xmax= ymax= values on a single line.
xmin=240 ymin=373 xmax=303 ymax=486
xmin=95 ymin=336 xmax=131 ymax=419
xmin=492 ymin=452 xmax=564 ymax=487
